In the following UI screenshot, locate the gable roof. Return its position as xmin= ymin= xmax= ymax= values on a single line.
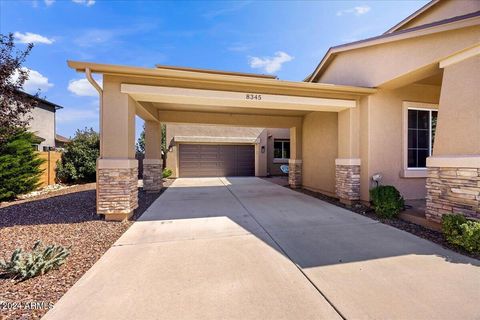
xmin=17 ymin=90 xmax=63 ymax=110
xmin=305 ymin=10 xmax=480 ymax=82
xmin=384 ymin=0 xmax=440 ymax=34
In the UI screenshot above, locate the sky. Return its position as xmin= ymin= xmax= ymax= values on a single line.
xmin=1 ymin=0 xmax=429 ymax=139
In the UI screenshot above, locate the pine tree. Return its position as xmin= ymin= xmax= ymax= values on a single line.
xmin=0 ymin=131 xmax=45 ymax=201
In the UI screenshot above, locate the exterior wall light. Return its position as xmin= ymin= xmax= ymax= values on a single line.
xmin=261 ymin=146 xmax=265 ymax=153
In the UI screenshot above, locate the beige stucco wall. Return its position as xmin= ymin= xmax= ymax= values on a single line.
xmin=317 ymin=26 xmax=480 ymax=88
xmin=366 ymin=84 xmax=441 ymax=200
xmin=302 ymin=112 xmax=338 ymax=196
xmin=28 ymin=105 xmax=56 ymax=149
xmin=398 ymin=0 xmax=480 ymax=32
xmin=434 ymin=55 xmax=480 ymax=156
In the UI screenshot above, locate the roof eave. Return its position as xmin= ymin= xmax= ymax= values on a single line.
xmin=307 ymin=11 xmax=480 ymax=83
xmin=67 ymin=60 xmax=377 ymax=96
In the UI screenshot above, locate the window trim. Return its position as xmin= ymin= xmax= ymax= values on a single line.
xmin=402 ymin=101 xmax=438 ymax=178
xmin=273 ymin=139 xmax=290 ymax=161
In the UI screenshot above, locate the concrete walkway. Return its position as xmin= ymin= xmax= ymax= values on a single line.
xmin=44 ymin=178 xmax=480 ymax=320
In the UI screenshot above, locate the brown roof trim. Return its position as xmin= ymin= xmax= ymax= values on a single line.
xmin=384 ymin=0 xmax=440 ymax=34
xmin=17 ymin=90 xmax=63 ymax=110
xmin=55 ymin=134 xmax=70 ymax=143
xmin=306 ymin=10 xmax=480 ymax=82
xmin=155 ymin=64 xmax=277 ymax=79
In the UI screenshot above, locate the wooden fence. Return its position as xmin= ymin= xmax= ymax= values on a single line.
xmin=38 ymin=151 xmax=62 ymax=187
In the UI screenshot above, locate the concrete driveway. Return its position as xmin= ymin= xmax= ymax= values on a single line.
xmin=44 ymin=177 xmax=480 ymax=320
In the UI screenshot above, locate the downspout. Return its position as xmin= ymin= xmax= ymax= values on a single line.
xmin=85 ymin=68 xmax=103 ymax=158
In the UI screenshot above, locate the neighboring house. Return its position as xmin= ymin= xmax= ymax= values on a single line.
xmin=68 ymin=0 xmax=480 ymax=223
xmin=21 ymin=91 xmax=67 ymax=151
xmin=165 ymin=124 xmax=290 ymax=178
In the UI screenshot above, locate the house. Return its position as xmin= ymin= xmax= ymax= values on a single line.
xmin=21 ymin=91 xmax=67 ymax=151
xmin=67 ymin=0 xmax=479 ymax=222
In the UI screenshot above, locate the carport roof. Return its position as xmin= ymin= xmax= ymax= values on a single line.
xmin=67 ymin=60 xmax=377 ymax=97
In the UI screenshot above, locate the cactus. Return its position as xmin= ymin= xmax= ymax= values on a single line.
xmin=0 ymin=240 xmax=70 ymax=281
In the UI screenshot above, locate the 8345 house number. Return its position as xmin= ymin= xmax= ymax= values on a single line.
xmin=245 ymin=94 xmax=262 ymax=100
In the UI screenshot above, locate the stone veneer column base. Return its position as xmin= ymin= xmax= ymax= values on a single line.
xmin=143 ymin=159 xmax=163 ymax=192
xmin=335 ymin=158 xmax=361 ymax=204
xmin=97 ymin=159 xmax=138 ymax=221
xmin=288 ymin=159 xmax=302 ymax=189
xmin=426 ymin=156 xmax=480 ymax=223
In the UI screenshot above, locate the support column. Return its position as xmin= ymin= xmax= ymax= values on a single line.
xmin=289 ymin=126 xmax=302 ymax=188
xmin=97 ymin=77 xmax=138 ymax=221
xmin=336 ymin=107 xmax=361 ymax=203
xmin=143 ymin=120 xmax=163 ymax=192
xmin=426 ymin=53 xmax=480 ymax=222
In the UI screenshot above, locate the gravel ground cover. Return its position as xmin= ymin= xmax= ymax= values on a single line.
xmin=294 ymin=187 xmax=480 ymax=261
xmin=0 ymin=180 xmax=172 ymax=320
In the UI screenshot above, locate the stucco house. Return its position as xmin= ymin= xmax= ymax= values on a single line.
xmin=21 ymin=91 xmax=67 ymax=151
xmin=165 ymin=124 xmax=290 ymax=178
xmin=67 ymin=0 xmax=479 ymax=222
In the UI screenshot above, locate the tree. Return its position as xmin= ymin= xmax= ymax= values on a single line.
xmin=136 ymin=127 xmax=145 ymax=154
xmin=56 ymin=128 xmax=100 ymax=183
xmin=0 ymin=33 xmax=38 ymax=142
xmin=136 ymin=124 xmax=168 ymax=168
xmin=0 ymin=131 xmax=45 ymax=201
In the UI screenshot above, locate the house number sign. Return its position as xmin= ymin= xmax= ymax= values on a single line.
xmin=245 ymin=93 xmax=262 ymax=100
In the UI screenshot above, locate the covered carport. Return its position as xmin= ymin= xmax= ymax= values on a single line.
xmin=68 ymin=61 xmax=375 ymax=221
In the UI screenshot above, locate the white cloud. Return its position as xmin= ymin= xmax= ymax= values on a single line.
xmin=249 ymin=51 xmax=293 ymax=74
xmin=72 ymin=0 xmax=95 ymax=7
xmin=56 ymin=108 xmax=98 ymax=123
xmin=44 ymin=0 xmax=55 ymax=6
xmin=14 ymin=32 xmax=54 ymax=44
xmin=68 ymin=78 xmax=102 ymax=97
xmin=337 ymin=5 xmax=371 ymax=16
xmin=11 ymin=68 xmax=54 ymax=94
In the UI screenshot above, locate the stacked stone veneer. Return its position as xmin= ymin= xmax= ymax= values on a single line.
xmin=426 ymin=167 xmax=480 ymax=223
xmin=143 ymin=160 xmax=163 ymax=192
xmin=288 ymin=160 xmax=302 ymax=189
xmin=335 ymin=164 xmax=360 ymax=202
xmin=97 ymin=166 xmax=138 ymax=220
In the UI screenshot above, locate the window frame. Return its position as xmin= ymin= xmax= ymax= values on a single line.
xmin=402 ymin=101 xmax=438 ymax=177
xmin=273 ymin=139 xmax=290 ymax=162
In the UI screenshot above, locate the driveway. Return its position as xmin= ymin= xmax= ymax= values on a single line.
xmin=44 ymin=177 xmax=480 ymax=320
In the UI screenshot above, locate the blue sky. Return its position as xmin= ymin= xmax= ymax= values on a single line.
xmin=1 ymin=0 xmax=428 ymax=139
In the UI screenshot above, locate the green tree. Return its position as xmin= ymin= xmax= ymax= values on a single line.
xmin=56 ymin=128 xmax=99 ymax=183
xmin=136 ymin=124 xmax=168 ymax=168
xmin=0 ymin=131 xmax=45 ymax=201
xmin=0 ymin=33 xmax=39 ymax=142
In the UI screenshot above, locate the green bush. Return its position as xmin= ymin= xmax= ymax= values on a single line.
xmin=369 ymin=185 xmax=405 ymax=218
xmin=162 ymin=168 xmax=172 ymax=178
xmin=57 ymin=128 xmax=99 ymax=183
xmin=0 ymin=131 xmax=44 ymax=201
xmin=0 ymin=240 xmax=70 ymax=281
xmin=442 ymin=214 xmax=480 ymax=253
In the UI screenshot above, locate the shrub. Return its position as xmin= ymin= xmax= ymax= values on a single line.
xmin=0 ymin=131 xmax=44 ymax=201
xmin=369 ymin=185 xmax=404 ymax=218
xmin=57 ymin=128 xmax=99 ymax=183
xmin=162 ymin=168 xmax=172 ymax=178
xmin=442 ymin=214 xmax=480 ymax=253
xmin=0 ymin=240 xmax=70 ymax=281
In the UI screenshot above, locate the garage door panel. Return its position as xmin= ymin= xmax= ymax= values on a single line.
xmin=179 ymin=144 xmax=254 ymax=177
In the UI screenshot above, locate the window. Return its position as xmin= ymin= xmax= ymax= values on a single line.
xmin=274 ymin=140 xmax=290 ymax=159
xmin=407 ymin=108 xmax=438 ymax=168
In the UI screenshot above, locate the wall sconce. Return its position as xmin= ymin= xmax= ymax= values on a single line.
xmin=261 ymin=146 xmax=265 ymax=153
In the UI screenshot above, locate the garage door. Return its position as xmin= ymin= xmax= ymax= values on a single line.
xmin=179 ymin=144 xmax=255 ymax=177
